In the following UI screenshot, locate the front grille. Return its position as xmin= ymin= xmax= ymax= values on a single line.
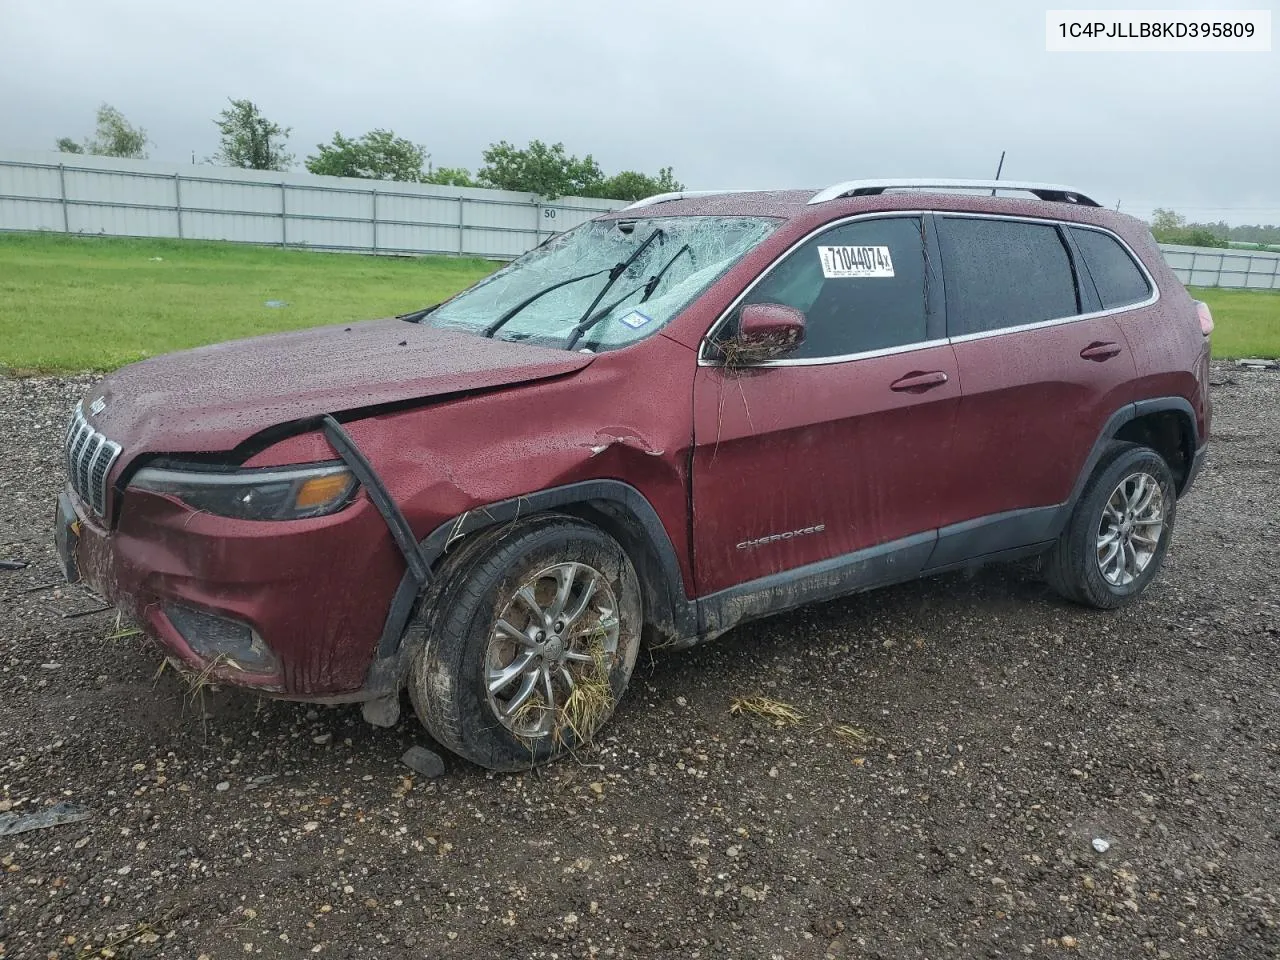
xmin=64 ymin=404 xmax=122 ymax=517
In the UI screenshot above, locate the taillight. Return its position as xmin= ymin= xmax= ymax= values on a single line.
xmin=1194 ymin=300 xmax=1214 ymax=336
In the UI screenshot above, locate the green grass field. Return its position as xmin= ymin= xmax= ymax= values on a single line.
xmin=0 ymin=232 xmax=498 ymax=373
xmin=0 ymin=232 xmax=1277 ymax=373
xmin=1188 ymin=286 xmax=1280 ymax=360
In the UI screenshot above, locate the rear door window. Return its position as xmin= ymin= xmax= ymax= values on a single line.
xmin=729 ymin=216 xmax=928 ymax=359
xmin=1069 ymin=227 xmax=1152 ymax=309
xmin=937 ymin=218 xmax=1079 ymax=336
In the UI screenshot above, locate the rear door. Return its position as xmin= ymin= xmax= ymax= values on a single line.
xmin=690 ymin=215 xmax=960 ymax=595
xmin=931 ymin=214 xmax=1140 ymax=565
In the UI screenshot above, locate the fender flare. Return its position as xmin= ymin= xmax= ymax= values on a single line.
xmin=364 ymin=480 xmax=695 ymax=693
xmin=1061 ymin=396 xmax=1200 ymax=531
xmin=1132 ymin=396 xmax=1200 ymax=485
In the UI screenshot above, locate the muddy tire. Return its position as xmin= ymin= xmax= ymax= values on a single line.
xmin=1044 ymin=442 xmax=1177 ymax=609
xmin=408 ymin=517 xmax=642 ymax=772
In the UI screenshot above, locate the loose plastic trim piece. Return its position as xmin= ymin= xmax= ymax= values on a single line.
xmin=321 ymin=415 xmax=430 ymax=587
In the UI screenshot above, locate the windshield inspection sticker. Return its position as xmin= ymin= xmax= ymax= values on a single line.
xmin=619 ymin=309 xmax=654 ymax=329
xmin=818 ymin=245 xmax=895 ymax=279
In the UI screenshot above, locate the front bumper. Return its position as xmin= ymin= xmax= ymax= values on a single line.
xmin=56 ymin=485 xmax=405 ymax=699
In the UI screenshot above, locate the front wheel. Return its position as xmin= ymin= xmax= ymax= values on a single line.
xmin=409 ymin=518 xmax=642 ymax=771
xmin=1044 ymin=442 xmax=1177 ymax=609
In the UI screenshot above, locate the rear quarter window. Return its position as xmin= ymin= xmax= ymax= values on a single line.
xmin=1069 ymin=227 xmax=1152 ymax=310
xmin=936 ymin=217 xmax=1079 ymax=336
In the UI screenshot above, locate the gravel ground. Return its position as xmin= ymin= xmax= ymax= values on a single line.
xmin=1 ymin=366 xmax=1277 ymax=960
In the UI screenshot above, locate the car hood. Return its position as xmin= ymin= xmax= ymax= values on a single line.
xmin=82 ymin=318 xmax=593 ymax=456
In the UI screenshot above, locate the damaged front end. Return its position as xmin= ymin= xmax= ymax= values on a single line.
xmin=57 ymin=457 xmax=406 ymax=697
xmin=55 ymin=326 xmax=698 ymax=710
xmin=53 ymin=320 xmax=603 ymax=702
xmin=55 ymin=211 xmax=775 ymax=715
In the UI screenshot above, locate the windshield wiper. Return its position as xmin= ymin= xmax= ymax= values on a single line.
xmin=483 ymin=227 xmax=665 ymax=343
xmin=640 ymin=243 xmax=691 ymax=302
xmin=564 ymin=241 xmax=688 ymax=350
xmin=480 ymin=267 xmax=610 ymax=338
xmin=397 ymin=303 xmax=441 ymax=323
xmin=559 ymin=229 xmax=664 ymax=340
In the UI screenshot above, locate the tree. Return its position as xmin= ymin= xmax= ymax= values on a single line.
xmin=425 ymin=165 xmax=475 ymax=187
xmin=305 ymin=129 xmax=428 ymax=181
xmin=213 ymin=99 xmax=293 ymax=171
xmin=1150 ymin=208 xmax=1185 ymax=232
xmin=56 ymin=103 xmax=148 ymax=158
xmin=477 ymin=140 xmax=605 ymax=199
xmin=1147 ymin=208 xmax=1279 ymax=248
xmin=590 ymin=166 xmax=684 ymax=202
xmin=1148 ymin=207 xmax=1228 ymax=248
xmin=476 ymin=140 xmax=684 ymax=200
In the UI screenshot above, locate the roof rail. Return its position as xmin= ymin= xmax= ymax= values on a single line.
xmin=808 ymin=178 xmax=1100 ymax=207
xmin=623 ymin=190 xmax=744 ymax=210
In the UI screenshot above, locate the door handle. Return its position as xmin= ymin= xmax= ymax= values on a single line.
xmin=890 ymin=370 xmax=949 ymax=393
xmin=1080 ymin=341 xmax=1122 ymax=362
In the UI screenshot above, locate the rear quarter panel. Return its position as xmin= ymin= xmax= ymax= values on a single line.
xmin=1111 ymin=223 xmax=1211 ymax=443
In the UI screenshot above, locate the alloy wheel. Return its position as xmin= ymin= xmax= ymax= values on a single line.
xmin=1096 ymin=472 xmax=1165 ymax=586
xmin=483 ymin=561 xmax=621 ymax=739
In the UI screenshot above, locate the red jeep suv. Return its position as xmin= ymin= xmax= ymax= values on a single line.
xmin=56 ymin=179 xmax=1212 ymax=770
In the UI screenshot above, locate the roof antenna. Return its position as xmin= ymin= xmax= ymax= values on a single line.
xmin=990 ymin=150 xmax=1006 ymax=196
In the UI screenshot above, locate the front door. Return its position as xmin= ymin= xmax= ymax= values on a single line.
xmin=691 ymin=215 xmax=960 ymax=596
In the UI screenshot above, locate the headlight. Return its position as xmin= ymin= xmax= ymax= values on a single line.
xmin=130 ymin=461 xmax=357 ymax=521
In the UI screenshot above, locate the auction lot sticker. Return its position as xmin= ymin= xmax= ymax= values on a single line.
xmin=819 ymin=245 xmax=895 ymax=279
xmin=1046 ymin=9 xmax=1271 ymax=51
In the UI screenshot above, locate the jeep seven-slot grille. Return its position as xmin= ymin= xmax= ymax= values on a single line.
xmin=64 ymin=404 xmax=122 ymax=517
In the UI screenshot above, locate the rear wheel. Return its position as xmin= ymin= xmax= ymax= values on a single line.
xmin=1044 ymin=443 xmax=1177 ymax=609
xmin=408 ymin=518 xmax=642 ymax=771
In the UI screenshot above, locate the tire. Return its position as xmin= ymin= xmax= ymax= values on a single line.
xmin=408 ymin=517 xmax=642 ymax=771
xmin=1044 ymin=442 xmax=1177 ymax=609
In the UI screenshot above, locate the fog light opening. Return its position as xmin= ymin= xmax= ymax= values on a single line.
xmin=162 ymin=602 xmax=278 ymax=673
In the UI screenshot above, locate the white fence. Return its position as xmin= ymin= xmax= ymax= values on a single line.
xmin=0 ymin=149 xmax=626 ymax=260
xmin=2 ymin=150 xmax=1277 ymax=287
xmin=1158 ymin=243 xmax=1280 ymax=289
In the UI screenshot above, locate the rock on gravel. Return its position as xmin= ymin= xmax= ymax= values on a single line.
xmin=401 ymin=745 xmax=446 ymax=779
xmin=1 ymin=365 xmax=1278 ymax=959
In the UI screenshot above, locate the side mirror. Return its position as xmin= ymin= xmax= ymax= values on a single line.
xmin=723 ymin=303 xmax=806 ymax=364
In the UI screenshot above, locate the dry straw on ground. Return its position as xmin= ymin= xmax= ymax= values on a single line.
xmin=729 ymin=695 xmax=806 ymax=727
xmin=832 ymin=724 xmax=873 ymax=749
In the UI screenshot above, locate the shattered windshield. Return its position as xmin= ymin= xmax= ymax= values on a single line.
xmin=423 ymin=216 xmax=780 ymax=351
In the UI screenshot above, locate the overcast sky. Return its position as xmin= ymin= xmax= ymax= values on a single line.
xmin=2 ymin=0 xmax=1276 ymax=224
